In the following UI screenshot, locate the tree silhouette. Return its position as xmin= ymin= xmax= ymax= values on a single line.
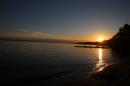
xmin=109 ymin=24 xmax=130 ymax=48
xmin=112 ymin=24 xmax=130 ymax=40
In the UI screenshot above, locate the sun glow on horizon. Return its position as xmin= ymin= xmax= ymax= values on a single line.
xmin=98 ymin=37 xmax=104 ymax=42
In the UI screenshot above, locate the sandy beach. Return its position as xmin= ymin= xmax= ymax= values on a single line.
xmin=70 ymin=58 xmax=130 ymax=86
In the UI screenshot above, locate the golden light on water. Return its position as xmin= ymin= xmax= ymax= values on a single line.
xmin=95 ymin=48 xmax=104 ymax=72
xmin=97 ymin=49 xmax=103 ymax=71
xmin=94 ymin=48 xmax=108 ymax=72
xmin=99 ymin=48 xmax=102 ymax=60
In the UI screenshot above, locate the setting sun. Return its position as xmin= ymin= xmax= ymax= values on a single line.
xmin=98 ymin=38 xmax=104 ymax=42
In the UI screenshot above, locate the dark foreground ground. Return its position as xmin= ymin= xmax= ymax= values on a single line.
xmin=70 ymin=58 xmax=130 ymax=86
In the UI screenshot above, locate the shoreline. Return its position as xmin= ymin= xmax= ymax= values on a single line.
xmin=70 ymin=58 xmax=130 ymax=86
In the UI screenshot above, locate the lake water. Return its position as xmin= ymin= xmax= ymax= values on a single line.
xmin=0 ymin=41 xmax=128 ymax=86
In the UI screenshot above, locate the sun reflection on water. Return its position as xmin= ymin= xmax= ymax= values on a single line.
xmin=95 ymin=48 xmax=107 ymax=72
xmin=99 ymin=48 xmax=102 ymax=60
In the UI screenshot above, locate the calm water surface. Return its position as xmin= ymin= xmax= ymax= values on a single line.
xmin=0 ymin=41 xmax=127 ymax=86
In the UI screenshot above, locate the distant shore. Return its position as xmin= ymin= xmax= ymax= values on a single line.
xmin=70 ymin=58 xmax=130 ymax=86
xmin=0 ymin=39 xmax=77 ymax=44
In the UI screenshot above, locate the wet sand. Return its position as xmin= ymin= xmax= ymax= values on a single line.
xmin=70 ymin=58 xmax=130 ymax=86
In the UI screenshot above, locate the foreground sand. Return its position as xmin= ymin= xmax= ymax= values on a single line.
xmin=111 ymin=72 xmax=130 ymax=86
xmin=70 ymin=58 xmax=130 ymax=86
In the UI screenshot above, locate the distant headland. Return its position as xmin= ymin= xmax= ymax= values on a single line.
xmin=76 ymin=24 xmax=130 ymax=49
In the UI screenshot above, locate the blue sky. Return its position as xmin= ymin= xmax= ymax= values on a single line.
xmin=0 ymin=0 xmax=130 ymax=42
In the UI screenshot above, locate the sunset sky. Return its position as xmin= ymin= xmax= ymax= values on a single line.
xmin=0 ymin=0 xmax=130 ymax=43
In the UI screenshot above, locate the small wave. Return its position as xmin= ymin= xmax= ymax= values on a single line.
xmin=44 ymin=70 xmax=72 ymax=80
xmin=24 ymin=70 xmax=73 ymax=86
xmin=1 ymin=70 xmax=73 ymax=86
xmin=92 ymin=63 xmax=108 ymax=73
